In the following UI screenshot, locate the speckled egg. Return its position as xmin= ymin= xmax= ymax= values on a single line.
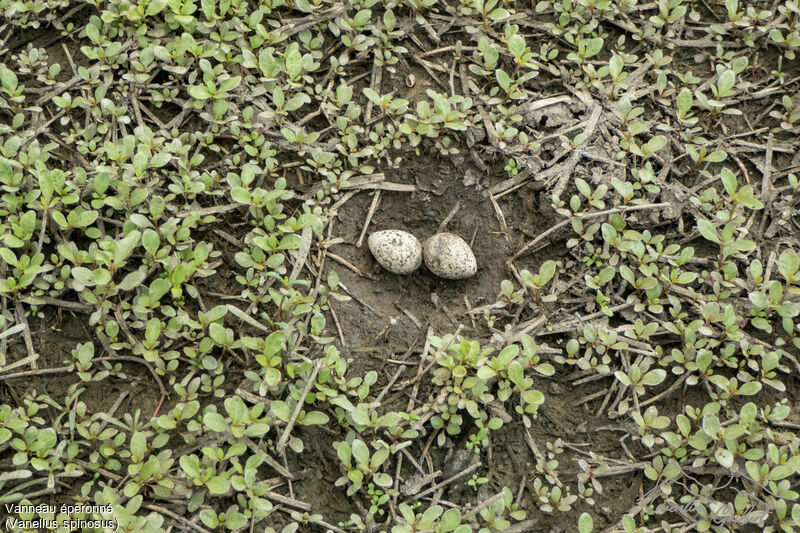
xmin=368 ymin=230 xmax=422 ymax=275
xmin=423 ymin=233 xmax=477 ymax=280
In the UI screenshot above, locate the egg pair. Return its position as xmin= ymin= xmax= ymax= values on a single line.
xmin=367 ymin=230 xmax=477 ymax=279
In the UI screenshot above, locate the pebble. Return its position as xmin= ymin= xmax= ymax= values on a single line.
xmin=423 ymin=232 xmax=477 ymax=280
xmin=367 ymin=230 xmax=422 ymax=275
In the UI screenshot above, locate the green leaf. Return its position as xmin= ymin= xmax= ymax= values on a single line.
xmin=615 ymin=371 xmax=631 ymax=386
xmin=0 ymin=66 xmax=18 ymax=92
xmin=596 ymin=266 xmax=615 ymax=285
xmin=538 ymin=260 xmax=556 ymax=284
xmin=77 ymin=210 xmax=98 ymax=227
xmin=370 ymin=446 xmax=390 ymax=469
xmin=123 ymin=481 xmax=141 ymax=498
xmin=720 ymin=168 xmax=737 ymax=196
xmin=51 ymin=211 xmax=68 ymax=229
xmin=208 ymin=323 xmax=228 ymax=345
xmin=149 ymin=278 xmax=171 ymax=301
xmin=300 ymin=411 xmax=329 ymax=425
xmin=149 ymin=152 xmax=171 ymax=168
xmin=399 ymin=503 xmax=416 ymax=524
xmin=486 ymin=416 xmax=503 ymax=431
xmin=522 ymin=389 xmax=544 ymax=406
xmin=362 ymin=87 xmax=381 ymax=105
xmin=270 ymin=400 xmax=291 ymax=422
xmin=180 ymin=455 xmax=201 ymax=478
xmin=584 ymin=37 xmax=604 ymax=58
xmin=141 ymin=229 xmax=160 ymax=255
xmin=114 ymin=231 xmax=141 ymax=267
xmin=441 ymin=509 xmax=461 ymax=532
xmin=133 ymin=152 xmax=147 ymax=175
xmin=383 ymin=9 xmax=396 ymax=30
xmin=715 ymin=448 xmax=734 ymax=468
xmin=203 ymin=412 xmax=228 ymax=432
xmin=206 ymin=475 xmax=230 ymax=494
xmin=38 ymin=172 xmax=54 ymax=205
xmin=91 ymin=267 xmax=111 ymax=286
xmin=477 ymin=366 xmax=497 ymax=380
xmin=644 ymin=135 xmax=667 ymax=154
xmin=199 ymin=509 xmax=219 ymax=528
xmin=769 ymin=464 xmax=796 ymax=481
xmin=231 ymin=187 xmax=251 ymax=204
xmin=421 ymin=505 xmax=444 ymax=525
xmin=146 ymin=0 xmax=167 ymax=15
xmin=778 ymin=249 xmax=799 ymax=282
xmin=377 ymin=412 xmax=400 ymax=427
xmin=521 ymin=333 xmax=537 ymax=357
xmin=352 ymin=9 xmax=371 ymax=26
xmin=130 ymin=432 xmax=147 ymax=459
xmin=285 ymin=94 xmax=308 ymax=112
xmin=285 ymin=48 xmax=303 ymax=79
xmin=576 ymin=177 xmax=591 ymax=197
xmin=225 ymin=512 xmax=248 ymax=530
xmin=507 ymin=361 xmax=524 ymax=385
xmin=488 ymin=7 xmax=510 ymax=19
xmin=278 ymin=234 xmax=301 ymax=250
xmin=622 ymin=515 xmax=636 ymax=530
xmin=697 ymin=219 xmax=718 ymax=243
xmin=747 ymin=292 xmax=769 ymax=309
xmin=495 ymin=69 xmax=512 ymax=92
xmin=0 ymin=248 xmax=17 ymax=267
xmin=129 ymin=214 xmax=151 ymax=228
xmin=641 ymin=369 xmax=666 ymax=386
xmin=578 ymin=512 xmax=593 ymax=533
xmin=609 ymin=54 xmax=623 ymax=78
xmin=351 ymin=439 xmax=369 ymax=466
xmin=219 ymin=76 xmax=241 ymax=93
xmin=330 ymin=396 xmax=354 ymax=412
xmin=201 ymin=0 xmax=215 ymax=18
xmin=71 ymin=267 xmax=94 ymax=286
xmin=602 ymin=223 xmax=618 ymax=243
xmin=717 ymin=70 xmax=735 ymax=97
xmin=497 ymin=345 xmax=519 ymax=366
xmin=374 ymin=472 xmax=393 ymax=487
xmin=224 ymin=396 xmax=247 ymax=422
xmin=265 ymin=330 xmax=284 ymax=357
xmin=350 ymin=403 xmax=370 ymax=426
xmin=118 ymin=269 xmax=146 ymax=291
xmin=508 ymin=35 xmax=526 ymax=58
xmin=676 ymin=88 xmax=693 ymax=116
xmin=188 ymin=85 xmax=212 ymax=100
xmin=334 ymin=441 xmax=351 ymax=465
xmin=19 ymin=211 xmax=36 ymax=236
xmin=0 ymin=157 xmax=11 ymax=181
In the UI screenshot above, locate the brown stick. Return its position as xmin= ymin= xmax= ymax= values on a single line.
xmin=14 ymin=301 xmax=38 ymax=370
xmin=408 ymin=462 xmax=481 ymax=501
xmin=437 ymin=199 xmax=462 ymax=233
xmin=276 ymin=359 xmax=324 ymax=454
xmin=143 ymin=504 xmax=213 ymax=533
xmin=327 ymin=252 xmax=379 ymax=281
xmin=356 ymin=191 xmax=381 ymax=248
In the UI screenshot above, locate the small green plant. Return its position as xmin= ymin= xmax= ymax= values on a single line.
xmin=468 ymin=473 xmax=489 ymax=491
xmin=393 ymin=504 xmax=471 ymax=533
xmin=504 ymin=157 xmax=519 ymax=175
xmin=333 ymin=431 xmax=397 ymax=496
